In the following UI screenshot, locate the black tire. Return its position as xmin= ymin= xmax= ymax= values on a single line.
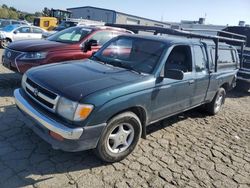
xmin=206 ymin=88 xmax=226 ymax=115
xmin=0 ymin=38 xmax=11 ymax=48
xmin=95 ymin=111 xmax=142 ymax=162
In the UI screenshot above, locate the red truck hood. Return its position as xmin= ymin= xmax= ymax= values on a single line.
xmin=7 ymin=39 xmax=71 ymax=52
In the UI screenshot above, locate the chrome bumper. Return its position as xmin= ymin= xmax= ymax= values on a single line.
xmin=14 ymin=89 xmax=83 ymax=140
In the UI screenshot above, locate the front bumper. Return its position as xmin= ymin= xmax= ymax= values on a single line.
xmin=14 ymin=89 xmax=106 ymax=151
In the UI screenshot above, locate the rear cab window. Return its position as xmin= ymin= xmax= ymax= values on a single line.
xmin=209 ymin=47 xmax=238 ymax=70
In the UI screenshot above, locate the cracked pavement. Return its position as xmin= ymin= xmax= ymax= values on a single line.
xmin=0 ymin=49 xmax=249 ymax=188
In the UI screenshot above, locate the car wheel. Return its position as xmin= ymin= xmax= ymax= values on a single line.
xmin=95 ymin=111 xmax=142 ymax=162
xmin=207 ymin=88 xmax=226 ymax=115
xmin=1 ymin=38 xmax=11 ymax=48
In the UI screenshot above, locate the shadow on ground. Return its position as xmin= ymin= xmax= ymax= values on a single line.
xmin=0 ymin=72 xmax=22 ymax=89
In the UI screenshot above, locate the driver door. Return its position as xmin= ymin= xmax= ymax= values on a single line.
xmin=151 ymin=45 xmax=195 ymax=121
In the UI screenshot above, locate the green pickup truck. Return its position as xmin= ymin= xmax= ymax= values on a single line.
xmin=14 ymin=27 xmax=244 ymax=162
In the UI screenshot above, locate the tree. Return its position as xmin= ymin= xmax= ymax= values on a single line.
xmin=35 ymin=12 xmax=43 ymax=17
xmin=2 ymin=4 xmax=8 ymax=9
xmin=24 ymin=14 xmax=35 ymax=23
xmin=0 ymin=7 xmax=9 ymax=18
xmin=9 ymin=6 xmax=17 ymax=12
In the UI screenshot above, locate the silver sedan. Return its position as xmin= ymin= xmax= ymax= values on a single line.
xmin=0 ymin=25 xmax=47 ymax=48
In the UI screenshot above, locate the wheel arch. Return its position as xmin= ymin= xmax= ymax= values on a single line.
xmin=107 ymin=106 xmax=148 ymax=139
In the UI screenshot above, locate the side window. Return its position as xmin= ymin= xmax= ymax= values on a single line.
xmin=193 ymin=45 xmax=207 ymax=72
xmin=43 ymin=21 xmax=50 ymax=27
xmin=12 ymin=21 xmax=21 ymax=25
xmin=218 ymin=49 xmax=234 ymax=64
xmin=33 ymin=28 xmax=43 ymax=33
xmin=16 ymin=27 xmax=31 ymax=33
xmin=165 ymin=45 xmax=192 ymax=73
xmin=89 ymin=31 xmax=113 ymax=46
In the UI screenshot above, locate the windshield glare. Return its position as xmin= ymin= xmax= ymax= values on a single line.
xmin=47 ymin=27 xmax=92 ymax=43
xmin=94 ymin=37 xmax=166 ymax=74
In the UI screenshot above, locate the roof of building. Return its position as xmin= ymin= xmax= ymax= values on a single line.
xmin=67 ymin=6 xmax=170 ymax=26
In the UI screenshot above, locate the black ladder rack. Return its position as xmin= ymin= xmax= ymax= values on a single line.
xmin=105 ymin=23 xmax=247 ymax=71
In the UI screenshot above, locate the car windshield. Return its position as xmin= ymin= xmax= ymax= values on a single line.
xmin=92 ymin=36 xmax=166 ymax=74
xmin=47 ymin=27 xmax=92 ymax=44
xmin=2 ymin=25 xmax=18 ymax=32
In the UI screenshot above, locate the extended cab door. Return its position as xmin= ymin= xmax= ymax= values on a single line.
xmin=151 ymin=45 xmax=195 ymax=121
xmin=190 ymin=44 xmax=210 ymax=106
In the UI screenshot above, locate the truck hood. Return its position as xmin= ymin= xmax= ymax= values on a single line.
xmin=8 ymin=39 xmax=69 ymax=52
xmin=27 ymin=59 xmax=144 ymax=101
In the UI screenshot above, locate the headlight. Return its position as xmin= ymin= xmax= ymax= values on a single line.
xmin=0 ymin=32 xmax=5 ymax=39
xmin=20 ymin=52 xmax=47 ymax=60
xmin=21 ymin=74 xmax=27 ymax=89
xmin=57 ymin=97 xmax=94 ymax=121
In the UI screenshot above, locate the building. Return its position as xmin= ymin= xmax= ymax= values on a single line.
xmin=170 ymin=18 xmax=227 ymax=35
xmin=67 ymin=6 xmax=170 ymax=28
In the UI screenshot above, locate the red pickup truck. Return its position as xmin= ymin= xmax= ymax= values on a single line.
xmin=2 ymin=26 xmax=132 ymax=73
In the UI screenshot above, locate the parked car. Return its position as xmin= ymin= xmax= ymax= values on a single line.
xmin=220 ymin=26 xmax=250 ymax=92
xmin=14 ymin=28 xmax=240 ymax=162
xmin=33 ymin=17 xmax=58 ymax=31
xmin=2 ymin=26 xmax=133 ymax=73
xmin=42 ymin=19 xmax=105 ymax=38
xmin=0 ymin=19 xmax=29 ymax=30
xmin=0 ymin=24 xmax=47 ymax=48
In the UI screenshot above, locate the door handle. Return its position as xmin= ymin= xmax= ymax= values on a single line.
xmin=189 ymin=80 xmax=195 ymax=85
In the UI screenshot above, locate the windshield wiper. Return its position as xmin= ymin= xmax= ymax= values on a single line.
xmin=118 ymin=63 xmax=141 ymax=74
xmin=91 ymin=55 xmax=107 ymax=65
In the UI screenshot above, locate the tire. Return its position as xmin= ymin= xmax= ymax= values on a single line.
xmin=0 ymin=38 xmax=11 ymax=48
xmin=95 ymin=111 xmax=142 ymax=162
xmin=206 ymin=88 xmax=226 ymax=115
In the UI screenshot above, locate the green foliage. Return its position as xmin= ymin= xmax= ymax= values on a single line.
xmin=0 ymin=4 xmax=50 ymax=23
xmin=0 ymin=4 xmax=19 ymax=19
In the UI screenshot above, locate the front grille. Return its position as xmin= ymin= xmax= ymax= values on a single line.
xmin=24 ymin=78 xmax=59 ymax=112
xmin=4 ymin=48 xmax=23 ymax=60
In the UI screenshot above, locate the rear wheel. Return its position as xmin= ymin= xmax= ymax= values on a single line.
xmin=206 ymin=88 xmax=226 ymax=115
xmin=0 ymin=38 xmax=11 ymax=48
xmin=95 ymin=112 xmax=142 ymax=162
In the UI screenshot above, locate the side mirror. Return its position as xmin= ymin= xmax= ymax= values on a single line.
xmin=83 ymin=39 xmax=98 ymax=52
xmin=161 ymin=69 xmax=184 ymax=80
xmin=13 ymin=30 xmax=19 ymax=34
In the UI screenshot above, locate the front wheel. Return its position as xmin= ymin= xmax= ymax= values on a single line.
xmin=95 ymin=112 xmax=142 ymax=162
xmin=0 ymin=38 xmax=11 ymax=48
xmin=206 ymin=88 xmax=226 ymax=115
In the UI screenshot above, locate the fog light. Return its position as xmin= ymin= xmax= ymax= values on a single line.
xmin=49 ymin=131 xmax=64 ymax=141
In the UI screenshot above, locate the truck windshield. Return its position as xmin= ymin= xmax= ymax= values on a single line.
xmin=92 ymin=37 xmax=166 ymax=74
xmin=47 ymin=27 xmax=92 ymax=44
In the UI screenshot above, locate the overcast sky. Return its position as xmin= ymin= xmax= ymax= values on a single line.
xmin=0 ymin=0 xmax=249 ymax=26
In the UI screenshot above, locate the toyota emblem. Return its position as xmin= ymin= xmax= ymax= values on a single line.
xmin=33 ymin=88 xmax=39 ymax=97
xmin=7 ymin=51 xmax=11 ymax=58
